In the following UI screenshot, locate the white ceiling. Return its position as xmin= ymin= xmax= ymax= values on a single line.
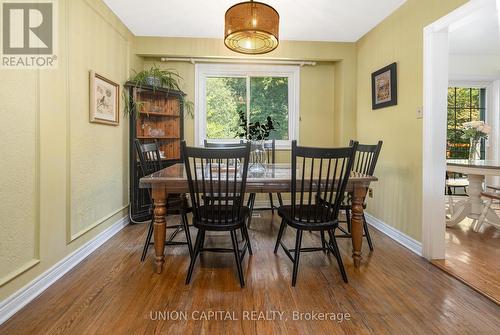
xmin=449 ymin=4 xmax=500 ymax=55
xmin=103 ymin=0 xmax=407 ymax=42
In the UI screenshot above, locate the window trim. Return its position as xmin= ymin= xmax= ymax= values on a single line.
xmin=448 ymin=80 xmax=493 ymax=159
xmin=195 ymin=63 xmax=300 ymax=149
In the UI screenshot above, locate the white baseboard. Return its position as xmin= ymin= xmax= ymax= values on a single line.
xmin=364 ymin=213 xmax=422 ymax=256
xmin=0 ymin=216 xmax=129 ymax=326
xmin=252 ymin=201 xmax=422 ymax=256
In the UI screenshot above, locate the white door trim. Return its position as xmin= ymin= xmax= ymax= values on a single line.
xmin=421 ymin=0 xmax=497 ymax=260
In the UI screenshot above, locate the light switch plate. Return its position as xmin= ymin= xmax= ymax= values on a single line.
xmin=416 ymin=107 xmax=423 ymax=119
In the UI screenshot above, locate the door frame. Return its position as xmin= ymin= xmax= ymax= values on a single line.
xmin=421 ymin=0 xmax=498 ymax=259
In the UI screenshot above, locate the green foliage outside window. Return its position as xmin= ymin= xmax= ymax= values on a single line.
xmin=206 ymin=76 xmax=289 ymax=140
xmin=447 ymin=87 xmax=486 ymax=159
xmin=206 ymin=77 xmax=246 ymax=139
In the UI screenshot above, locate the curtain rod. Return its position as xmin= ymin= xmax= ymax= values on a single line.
xmin=160 ymin=57 xmax=316 ymax=67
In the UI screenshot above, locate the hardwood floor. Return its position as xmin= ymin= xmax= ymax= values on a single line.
xmin=1 ymin=212 xmax=499 ymax=335
xmin=432 ymin=218 xmax=500 ymax=305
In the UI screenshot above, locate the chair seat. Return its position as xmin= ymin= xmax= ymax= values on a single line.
xmin=193 ymin=206 xmax=250 ymax=231
xmin=446 ymin=179 xmax=469 ymax=187
xmin=278 ymin=205 xmax=338 ymax=231
xmin=486 ymin=185 xmax=500 ymax=192
xmin=481 ymin=191 xmax=500 ymax=201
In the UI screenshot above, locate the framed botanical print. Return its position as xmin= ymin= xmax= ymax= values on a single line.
xmin=89 ymin=71 xmax=120 ymax=125
xmin=371 ymin=62 xmax=397 ymax=110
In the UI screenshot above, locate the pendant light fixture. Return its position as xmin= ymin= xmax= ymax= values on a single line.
xmin=224 ymin=0 xmax=280 ymax=54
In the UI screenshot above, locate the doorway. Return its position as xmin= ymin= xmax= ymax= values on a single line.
xmin=422 ymin=0 xmax=500 ymax=303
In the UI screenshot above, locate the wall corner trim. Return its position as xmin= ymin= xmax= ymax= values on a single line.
xmin=0 ymin=216 xmax=129 ymax=326
xmin=364 ymin=213 xmax=422 ymax=256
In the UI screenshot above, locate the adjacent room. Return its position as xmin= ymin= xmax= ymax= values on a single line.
xmin=0 ymin=0 xmax=499 ymax=334
xmin=439 ymin=1 xmax=500 ymax=304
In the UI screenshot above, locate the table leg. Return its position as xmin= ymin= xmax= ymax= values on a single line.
xmin=152 ymin=187 xmax=167 ymax=274
xmin=446 ymin=173 xmax=483 ymax=227
xmin=351 ymin=184 xmax=368 ymax=268
xmin=467 ymin=174 xmax=484 ymax=216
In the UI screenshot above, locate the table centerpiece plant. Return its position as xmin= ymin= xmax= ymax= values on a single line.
xmin=236 ymin=109 xmax=278 ymax=172
xmin=461 ymin=121 xmax=491 ymax=161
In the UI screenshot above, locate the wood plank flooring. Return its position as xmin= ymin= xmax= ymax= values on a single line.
xmin=1 ymin=212 xmax=499 ymax=335
xmin=432 ymin=218 xmax=500 ymax=304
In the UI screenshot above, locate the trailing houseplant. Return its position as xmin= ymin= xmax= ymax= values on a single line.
xmin=123 ymin=65 xmax=194 ymax=118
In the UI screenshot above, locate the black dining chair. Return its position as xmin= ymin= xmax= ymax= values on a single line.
xmin=134 ymin=139 xmax=193 ymax=261
xmin=203 ymin=140 xmax=282 ymax=227
xmin=203 ymin=140 xmax=248 ymax=205
xmin=336 ymin=140 xmax=382 ymax=251
xmin=274 ymin=140 xmax=358 ymax=286
xmin=183 ymin=141 xmax=252 ymax=287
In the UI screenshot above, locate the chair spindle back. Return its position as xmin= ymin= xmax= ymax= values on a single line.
xmin=349 ymin=140 xmax=383 ymax=176
xmin=182 ymin=141 xmax=251 ymax=225
xmin=291 ymin=140 xmax=358 ymax=223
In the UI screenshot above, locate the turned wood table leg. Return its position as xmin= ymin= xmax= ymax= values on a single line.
xmin=152 ymin=187 xmax=167 ymax=274
xmin=351 ymin=184 xmax=368 ymax=268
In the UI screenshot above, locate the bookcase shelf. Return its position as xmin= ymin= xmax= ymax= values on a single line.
xmin=136 ymin=136 xmax=180 ymax=139
xmin=138 ymin=111 xmax=181 ymax=117
xmin=126 ymin=82 xmax=185 ymax=222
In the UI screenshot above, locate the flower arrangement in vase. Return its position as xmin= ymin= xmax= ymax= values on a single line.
xmin=461 ymin=121 xmax=490 ymax=161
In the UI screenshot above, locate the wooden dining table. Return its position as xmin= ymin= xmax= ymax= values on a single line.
xmin=139 ymin=163 xmax=378 ymax=274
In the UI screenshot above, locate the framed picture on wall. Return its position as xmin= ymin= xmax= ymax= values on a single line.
xmin=371 ymin=62 xmax=397 ymax=110
xmin=89 ymin=71 xmax=120 ymax=125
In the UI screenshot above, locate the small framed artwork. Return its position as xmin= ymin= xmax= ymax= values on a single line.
xmin=89 ymin=71 xmax=120 ymax=125
xmin=371 ymin=62 xmax=397 ymax=110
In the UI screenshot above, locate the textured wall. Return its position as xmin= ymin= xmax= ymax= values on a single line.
xmin=0 ymin=0 xmax=140 ymax=300
xmin=67 ymin=0 xmax=130 ymax=239
xmin=0 ymin=72 xmax=39 ymax=285
xmin=356 ymin=0 xmax=468 ymax=241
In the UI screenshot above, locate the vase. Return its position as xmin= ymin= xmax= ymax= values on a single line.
xmin=249 ymin=140 xmax=266 ymax=173
xmin=468 ymin=138 xmax=481 ymax=161
xmin=145 ymin=76 xmax=161 ymax=87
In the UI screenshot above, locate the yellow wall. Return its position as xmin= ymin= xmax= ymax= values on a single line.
xmin=0 ymin=0 xmax=141 ymax=300
xmin=356 ymin=0 xmax=467 ymax=240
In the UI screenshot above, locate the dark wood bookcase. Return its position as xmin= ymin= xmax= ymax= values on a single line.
xmin=125 ymin=83 xmax=185 ymax=222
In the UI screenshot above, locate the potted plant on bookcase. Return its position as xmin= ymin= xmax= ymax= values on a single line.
xmin=123 ymin=65 xmax=194 ymax=118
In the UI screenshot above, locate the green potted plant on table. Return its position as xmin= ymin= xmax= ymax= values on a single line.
xmin=236 ymin=109 xmax=278 ymax=173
